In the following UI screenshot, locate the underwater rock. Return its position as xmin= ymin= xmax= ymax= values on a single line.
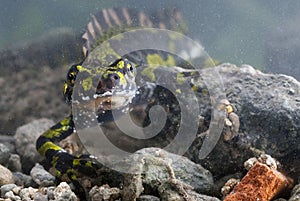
xmin=122 ymin=148 xmax=214 ymax=200
xmin=224 ymin=162 xmax=292 ymax=201
xmin=0 ymin=164 xmax=14 ymax=186
xmin=14 ymin=118 xmax=54 ymax=173
xmin=13 ymin=172 xmax=35 ymax=187
xmin=0 ymin=143 xmax=11 ymax=165
xmin=88 ymin=184 xmax=121 ymax=201
xmin=7 ymin=154 xmax=22 ymax=172
xmin=30 ymin=163 xmax=55 ymax=187
xmin=187 ymin=63 xmax=300 ymax=182
xmin=52 ymin=182 xmax=77 ymax=201
xmin=158 ymin=179 xmax=220 ymax=201
xmin=289 ymin=184 xmax=300 ymax=201
xmin=0 ymin=184 xmax=17 ymax=197
xmin=137 ymin=195 xmax=160 ymax=201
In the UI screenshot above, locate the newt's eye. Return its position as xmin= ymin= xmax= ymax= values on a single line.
xmin=125 ymin=60 xmax=136 ymax=78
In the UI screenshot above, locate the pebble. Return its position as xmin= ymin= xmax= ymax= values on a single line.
xmin=19 ymin=187 xmax=37 ymax=201
xmin=53 ymin=182 xmax=77 ymax=201
xmin=137 ymin=195 xmax=160 ymax=201
xmin=30 ymin=163 xmax=55 ymax=187
xmin=7 ymin=154 xmax=22 ymax=172
xmin=0 ymin=184 xmax=17 ymax=197
xmin=289 ymin=184 xmax=300 ymax=201
xmin=0 ymin=143 xmax=11 ymax=164
xmin=13 ymin=172 xmax=35 ymax=187
xmin=89 ymin=184 xmax=120 ymax=201
xmin=0 ymin=165 xmax=14 ymax=185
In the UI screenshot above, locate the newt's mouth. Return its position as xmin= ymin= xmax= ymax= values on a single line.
xmin=93 ymin=90 xmax=136 ymax=111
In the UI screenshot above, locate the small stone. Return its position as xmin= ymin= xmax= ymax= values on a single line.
xmin=4 ymin=191 xmax=15 ymax=200
xmin=11 ymin=186 xmax=21 ymax=195
xmin=0 ymin=143 xmax=11 ymax=164
xmin=289 ymin=184 xmax=300 ymax=201
xmin=258 ymin=154 xmax=279 ymax=169
xmin=89 ymin=184 xmax=121 ymax=201
xmin=224 ymin=162 xmax=293 ymax=201
xmin=19 ymin=187 xmax=38 ymax=201
xmin=13 ymin=172 xmax=34 ymax=187
xmin=30 ymin=163 xmax=55 ymax=187
xmin=53 ymin=182 xmax=77 ymax=201
xmin=46 ymin=186 xmax=55 ymax=200
xmin=33 ymin=191 xmax=48 ymax=201
xmin=244 ymin=157 xmax=258 ymax=170
xmin=7 ymin=154 xmax=22 ymax=172
xmin=221 ymin=178 xmax=240 ymax=196
xmin=137 ymin=195 xmax=160 ymax=201
xmin=1 ymin=184 xmax=17 ymax=197
xmin=0 ymin=164 xmax=14 ymax=185
xmin=158 ymin=179 xmax=220 ymax=201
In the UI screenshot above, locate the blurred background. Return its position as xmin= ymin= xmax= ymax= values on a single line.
xmin=1 ymin=0 xmax=300 ymax=134
xmin=1 ymin=0 xmax=300 ymax=73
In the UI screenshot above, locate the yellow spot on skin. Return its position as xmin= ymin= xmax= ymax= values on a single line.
xmin=176 ymin=73 xmax=185 ymax=85
xmin=76 ymin=65 xmax=83 ymax=71
xmin=117 ymin=71 xmax=126 ymax=87
xmin=73 ymin=159 xmax=80 ymax=166
xmin=85 ymin=161 xmax=93 ymax=168
xmin=61 ymin=117 xmax=71 ymax=125
xmin=146 ymin=54 xmax=176 ymax=66
xmin=175 ymin=89 xmax=181 ymax=93
xmin=117 ymin=60 xmax=125 ymax=69
xmin=192 ymin=85 xmax=198 ymax=92
xmin=142 ymin=54 xmax=176 ymax=81
xmin=82 ymin=77 xmax=92 ymax=91
xmin=63 ymin=82 xmax=68 ymax=94
xmin=38 ymin=142 xmax=61 ymax=157
xmin=56 ymin=170 xmax=62 ymax=177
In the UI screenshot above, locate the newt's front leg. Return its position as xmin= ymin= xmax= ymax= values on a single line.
xmin=36 ymin=115 xmax=98 ymax=199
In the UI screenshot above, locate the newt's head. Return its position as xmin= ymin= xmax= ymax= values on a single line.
xmin=93 ymin=58 xmax=137 ymax=111
xmin=64 ymin=58 xmax=137 ymax=114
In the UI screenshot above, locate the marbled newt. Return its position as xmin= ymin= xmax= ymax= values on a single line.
xmin=36 ymin=7 xmax=230 ymax=200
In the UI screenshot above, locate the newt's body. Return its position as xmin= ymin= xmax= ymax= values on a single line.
xmin=36 ymin=7 xmax=235 ymax=200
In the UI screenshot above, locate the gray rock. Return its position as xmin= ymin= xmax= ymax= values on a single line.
xmin=137 ymin=148 xmax=213 ymax=193
xmin=289 ymin=184 xmax=300 ymax=201
xmin=0 ymin=143 xmax=11 ymax=165
xmin=137 ymin=195 xmax=160 ymax=201
xmin=158 ymin=179 xmax=220 ymax=201
xmin=89 ymin=185 xmax=121 ymax=201
xmin=122 ymin=148 xmax=213 ymax=200
xmin=30 ymin=163 xmax=55 ymax=187
xmin=19 ymin=187 xmax=38 ymax=201
xmin=4 ymin=190 xmax=16 ymax=200
xmin=7 ymin=154 xmax=22 ymax=172
xmin=52 ymin=182 xmax=77 ymax=201
xmin=0 ymin=164 xmax=14 ymax=185
xmin=0 ymin=184 xmax=17 ymax=197
xmin=13 ymin=172 xmax=35 ymax=187
xmin=187 ymin=64 xmax=300 ymax=180
xmin=33 ymin=191 xmax=48 ymax=201
xmin=14 ymin=118 xmax=54 ymax=173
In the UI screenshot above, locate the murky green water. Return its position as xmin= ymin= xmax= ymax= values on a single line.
xmin=1 ymin=0 xmax=300 ymax=73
